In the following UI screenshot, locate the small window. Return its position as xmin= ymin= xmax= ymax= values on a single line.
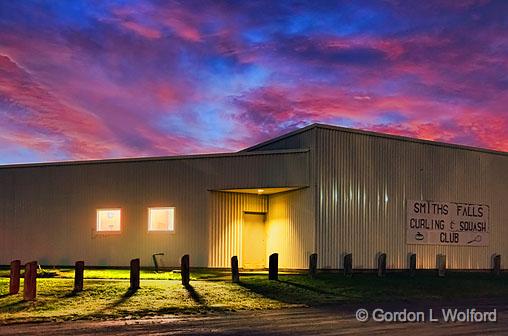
xmin=97 ymin=209 xmax=121 ymax=232
xmin=148 ymin=207 xmax=175 ymax=232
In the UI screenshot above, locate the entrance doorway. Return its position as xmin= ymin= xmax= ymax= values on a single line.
xmin=242 ymin=212 xmax=266 ymax=269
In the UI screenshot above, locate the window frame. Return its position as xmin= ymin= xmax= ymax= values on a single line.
xmin=148 ymin=207 xmax=175 ymax=233
xmin=96 ymin=208 xmax=122 ymax=234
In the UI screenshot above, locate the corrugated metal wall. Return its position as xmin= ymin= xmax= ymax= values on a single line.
xmin=267 ymin=188 xmax=315 ymax=269
xmin=0 ymin=150 xmax=309 ymax=267
xmin=2 ymin=123 xmax=505 ymax=270
xmin=208 ymin=191 xmax=267 ymax=268
xmin=247 ymin=128 xmax=318 ymax=270
xmin=208 ymin=188 xmax=315 ymax=270
xmin=315 ymin=127 xmax=508 ymax=269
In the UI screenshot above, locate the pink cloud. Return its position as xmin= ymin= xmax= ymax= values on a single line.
xmin=0 ymin=54 xmax=117 ymax=158
xmin=0 ymin=0 xmax=506 ymax=165
xmin=110 ymin=2 xmax=202 ymax=42
xmin=161 ymin=14 xmax=202 ymax=42
xmin=120 ymin=21 xmax=162 ymax=39
xmin=0 ymin=54 xmax=211 ymax=160
xmin=231 ymin=83 xmax=508 ymax=152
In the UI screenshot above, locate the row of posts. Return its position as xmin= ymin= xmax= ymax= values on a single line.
xmin=8 ymin=260 xmax=85 ymax=301
xmin=115 ymin=252 xmax=505 ymax=286
xmin=7 ymin=255 xmax=194 ymax=301
xmin=7 ymin=252 xmax=502 ymax=300
xmin=315 ymin=252 xmax=502 ymax=278
xmin=6 ymin=253 xmax=271 ymax=301
xmin=8 ymin=260 xmax=38 ymax=301
xmin=130 ymin=255 xmax=190 ymax=289
xmin=245 ymin=252 xmax=502 ymax=279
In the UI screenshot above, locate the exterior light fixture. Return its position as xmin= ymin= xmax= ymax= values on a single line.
xmin=257 ymin=189 xmax=264 ymax=194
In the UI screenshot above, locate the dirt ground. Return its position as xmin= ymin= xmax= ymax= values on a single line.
xmin=1 ymin=297 xmax=507 ymax=335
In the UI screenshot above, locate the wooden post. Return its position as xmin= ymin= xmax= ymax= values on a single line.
xmin=181 ymin=254 xmax=190 ymax=286
xmin=9 ymin=260 xmax=21 ymax=295
xmin=493 ymin=254 xmax=501 ymax=276
xmin=23 ymin=261 xmax=37 ymax=301
xmin=130 ymin=258 xmax=140 ymax=290
xmin=377 ymin=253 xmax=386 ymax=277
xmin=344 ymin=253 xmax=352 ymax=276
xmin=74 ymin=261 xmax=85 ymax=292
xmin=409 ymin=253 xmax=416 ymax=277
xmin=269 ymin=253 xmax=278 ymax=280
xmin=231 ymin=256 xmax=240 ymax=283
xmin=309 ymin=253 xmax=318 ymax=278
xmin=437 ymin=254 xmax=446 ymax=277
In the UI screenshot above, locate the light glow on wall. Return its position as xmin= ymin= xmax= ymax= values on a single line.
xmin=96 ymin=209 xmax=121 ymax=232
xmin=148 ymin=207 xmax=175 ymax=232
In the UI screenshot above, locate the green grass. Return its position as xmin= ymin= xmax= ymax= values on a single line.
xmin=0 ymin=269 xmax=221 ymax=280
xmin=1 ymin=271 xmax=508 ymax=324
xmin=240 ymin=272 xmax=508 ymax=304
xmin=0 ymin=278 xmax=290 ymax=324
xmin=48 ymin=269 xmax=183 ymax=280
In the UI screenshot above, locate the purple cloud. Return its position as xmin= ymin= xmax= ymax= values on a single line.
xmin=0 ymin=0 xmax=506 ymax=164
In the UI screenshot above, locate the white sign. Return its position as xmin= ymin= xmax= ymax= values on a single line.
xmin=407 ymin=200 xmax=489 ymax=246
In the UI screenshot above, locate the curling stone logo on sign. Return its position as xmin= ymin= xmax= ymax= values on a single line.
xmin=406 ymin=200 xmax=489 ymax=246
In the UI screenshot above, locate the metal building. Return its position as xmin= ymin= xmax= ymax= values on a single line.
xmin=0 ymin=124 xmax=506 ymax=270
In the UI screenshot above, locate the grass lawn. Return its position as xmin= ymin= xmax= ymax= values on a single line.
xmin=0 ymin=268 xmax=219 ymax=280
xmin=1 ymin=271 xmax=508 ymax=324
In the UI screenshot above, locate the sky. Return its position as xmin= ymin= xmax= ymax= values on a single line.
xmin=0 ymin=0 xmax=507 ymax=164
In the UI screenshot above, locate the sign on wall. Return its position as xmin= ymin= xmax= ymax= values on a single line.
xmin=406 ymin=200 xmax=489 ymax=246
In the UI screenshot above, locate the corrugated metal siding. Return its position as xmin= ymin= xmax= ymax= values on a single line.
xmin=4 ymin=122 xmax=504 ymax=271
xmin=208 ymin=191 xmax=267 ymax=268
xmin=315 ymin=127 xmax=508 ymax=269
xmin=248 ymin=128 xmax=318 ymax=267
xmin=208 ymin=188 xmax=315 ymax=269
xmin=0 ymin=151 xmax=308 ymax=267
xmin=266 ymin=188 xmax=314 ymax=269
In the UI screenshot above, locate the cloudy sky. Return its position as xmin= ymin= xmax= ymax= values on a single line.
xmin=0 ymin=0 xmax=507 ymax=164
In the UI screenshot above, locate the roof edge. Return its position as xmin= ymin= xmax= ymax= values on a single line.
xmin=313 ymin=123 xmax=508 ymax=157
xmin=241 ymin=123 xmax=318 ymax=152
xmin=0 ymin=148 xmax=309 ymax=170
xmin=243 ymin=122 xmax=507 ymax=157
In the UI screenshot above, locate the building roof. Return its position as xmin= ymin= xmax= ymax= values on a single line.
xmin=0 ymin=148 xmax=309 ymax=170
xmin=1 ymin=122 xmax=506 ymax=169
xmin=243 ymin=123 xmax=508 ymax=157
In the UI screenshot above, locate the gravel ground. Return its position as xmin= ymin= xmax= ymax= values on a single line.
xmin=1 ymin=297 xmax=508 ymax=335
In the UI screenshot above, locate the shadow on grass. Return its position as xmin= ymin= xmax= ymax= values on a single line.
xmin=82 ymin=283 xmax=211 ymax=320
xmin=64 ymin=289 xmax=81 ymax=298
xmin=184 ymin=283 xmax=205 ymax=305
xmin=0 ymin=300 xmax=30 ymax=311
xmin=109 ymin=288 xmax=137 ymax=307
xmin=237 ymin=279 xmax=330 ymax=305
xmin=75 ymin=287 xmax=139 ymax=321
xmin=0 ymin=296 xmax=48 ymax=314
xmin=278 ymin=279 xmax=337 ymax=296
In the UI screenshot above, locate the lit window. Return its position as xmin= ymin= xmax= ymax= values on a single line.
xmin=148 ymin=207 xmax=175 ymax=232
xmin=97 ymin=209 xmax=121 ymax=232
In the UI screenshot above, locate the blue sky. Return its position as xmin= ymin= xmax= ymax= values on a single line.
xmin=0 ymin=0 xmax=507 ymax=164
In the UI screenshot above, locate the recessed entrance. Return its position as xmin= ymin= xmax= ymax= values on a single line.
xmin=242 ymin=212 xmax=266 ymax=269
